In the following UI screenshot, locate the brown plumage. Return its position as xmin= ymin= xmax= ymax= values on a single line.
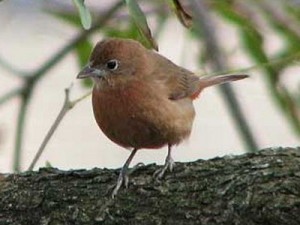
xmin=77 ymin=38 xmax=248 ymax=197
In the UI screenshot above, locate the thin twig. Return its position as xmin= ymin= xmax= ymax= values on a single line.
xmin=28 ymin=85 xmax=91 ymax=171
xmin=70 ymin=90 xmax=92 ymax=107
xmin=0 ymin=56 xmax=28 ymax=78
xmin=0 ymin=87 xmax=23 ymax=107
xmin=13 ymin=86 xmax=33 ymax=172
xmin=190 ymin=0 xmax=259 ymax=152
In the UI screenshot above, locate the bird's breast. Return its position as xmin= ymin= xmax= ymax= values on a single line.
xmin=92 ymin=80 xmax=195 ymax=149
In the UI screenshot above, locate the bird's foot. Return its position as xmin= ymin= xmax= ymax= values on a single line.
xmin=111 ymin=162 xmax=144 ymax=198
xmin=153 ymin=157 xmax=175 ymax=180
xmin=111 ymin=170 xmax=128 ymax=199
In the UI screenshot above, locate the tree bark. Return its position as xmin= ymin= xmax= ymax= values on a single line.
xmin=0 ymin=147 xmax=300 ymax=225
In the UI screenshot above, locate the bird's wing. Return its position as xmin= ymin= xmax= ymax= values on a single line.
xmin=150 ymin=52 xmax=201 ymax=100
xmin=149 ymin=52 xmax=249 ymax=100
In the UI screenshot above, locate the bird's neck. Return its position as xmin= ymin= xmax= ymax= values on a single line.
xmin=93 ymin=78 xmax=148 ymax=97
xmin=93 ymin=76 xmax=128 ymax=91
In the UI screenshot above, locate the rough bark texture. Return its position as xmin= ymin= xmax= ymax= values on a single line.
xmin=0 ymin=147 xmax=300 ymax=225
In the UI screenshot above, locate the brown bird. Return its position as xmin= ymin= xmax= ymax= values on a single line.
xmin=77 ymin=38 xmax=248 ymax=197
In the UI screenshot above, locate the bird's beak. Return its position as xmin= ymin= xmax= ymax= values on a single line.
xmin=77 ymin=65 xmax=105 ymax=79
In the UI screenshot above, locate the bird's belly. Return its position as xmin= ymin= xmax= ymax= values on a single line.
xmin=92 ymin=85 xmax=195 ymax=149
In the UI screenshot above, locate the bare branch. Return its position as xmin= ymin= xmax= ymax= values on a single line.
xmin=0 ymin=87 xmax=23 ymax=107
xmin=2 ymin=147 xmax=300 ymax=224
xmin=28 ymin=84 xmax=91 ymax=171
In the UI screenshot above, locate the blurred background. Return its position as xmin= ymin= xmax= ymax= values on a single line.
xmin=0 ymin=0 xmax=299 ymax=173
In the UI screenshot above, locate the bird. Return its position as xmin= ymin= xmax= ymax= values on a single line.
xmin=77 ymin=38 xmax=248 ymax=197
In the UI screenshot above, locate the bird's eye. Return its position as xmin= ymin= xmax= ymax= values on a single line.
xmin=106 ymin=59 xmax=119 ymax=70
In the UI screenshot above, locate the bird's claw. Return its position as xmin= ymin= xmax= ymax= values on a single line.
xmin=153 ymin=157 xmax=175 ymax=180
xmin=111 ymin=162 xmax=144 ymax=198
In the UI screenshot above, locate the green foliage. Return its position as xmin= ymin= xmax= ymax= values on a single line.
xmin=167 ymin=0 xmax=192 ymax=28
xmin=213 ymin=1 xmax=300 ymax=136
xmin=51 ymin=11 xmax=82 ymax=27
xmin=50 ymin=9 xmax=94 ymax=88
xmin=104 ymin=21 xmax=140 ymax=39
xmin=124 ymin=0 xmax=158 ymax=50
xmin=75 ymin=40 xmax=93 ymax=88
xmin=72 ymin=0 xmax=92 ymax=30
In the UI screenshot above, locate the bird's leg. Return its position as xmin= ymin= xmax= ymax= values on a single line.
xmin=112 ymin=148 xmax=138 ymax=198
xmin=153 ymin=144 xmax=175 ymax=180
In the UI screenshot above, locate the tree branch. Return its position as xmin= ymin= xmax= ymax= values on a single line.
xmin=0 ymin=147 xmax=299 ymax=224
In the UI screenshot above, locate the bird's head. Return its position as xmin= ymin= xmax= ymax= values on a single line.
xmin=77 ymin=38 xmax=152 ymax=87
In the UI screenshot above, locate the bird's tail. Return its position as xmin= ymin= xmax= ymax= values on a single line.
xmin=190 ymin=74 xmax=248 ymax=100
xmin=199 ymin=74 xmax=249 ymax=89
